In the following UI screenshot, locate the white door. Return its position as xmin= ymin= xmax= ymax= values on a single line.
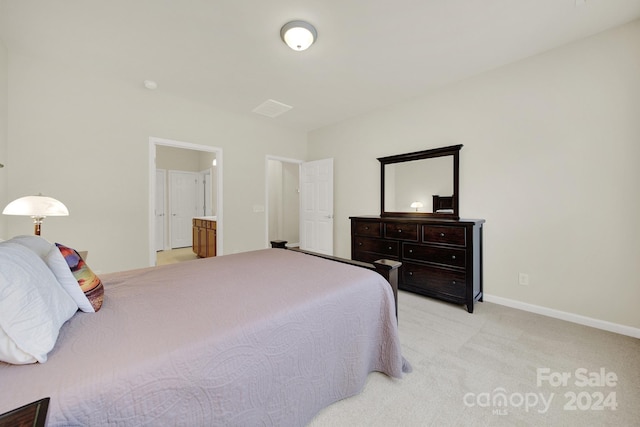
xmin=300 ymin=158 xmax=334 ymax=255
xmin=155 ymin=169 xmax=166 ymax=251
xmin=170 ymin=170 xmax=199 ymax=248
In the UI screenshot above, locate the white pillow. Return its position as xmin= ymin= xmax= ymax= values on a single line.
xmin=0 ymin=242 xmax=78 ymax=364
xmin=5 ymin=234 xmax=52 ymax=258
xmin=6 ymin=235 xmax=93 ymax=312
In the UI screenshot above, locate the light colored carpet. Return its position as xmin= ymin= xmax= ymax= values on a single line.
xmin=308 ymin=291 xmax=640 ymax=426
xmin=156 ymin=247 xmax=199 ymax=265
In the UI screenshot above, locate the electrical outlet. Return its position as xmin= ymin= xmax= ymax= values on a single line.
xmin=518 ymin=273 xmax=530 ymax=286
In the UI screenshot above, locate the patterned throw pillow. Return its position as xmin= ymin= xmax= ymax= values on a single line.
xmin=55 ymin=243 xmax=104 ymax=312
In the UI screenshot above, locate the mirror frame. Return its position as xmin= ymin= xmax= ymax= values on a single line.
xmin=378 ymin=144 xmax=462 ymax=219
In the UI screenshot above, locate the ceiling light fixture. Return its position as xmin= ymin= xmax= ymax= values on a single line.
xmin=280 ymin=20 xmax=317 ymax=51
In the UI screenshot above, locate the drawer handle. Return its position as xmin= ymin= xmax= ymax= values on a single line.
xmin=409 ymin=272 xmax=413 ymax=276
xmin=358 ymin=242 xmax=362 ymax=246
xmin=388 ymin=246 xmax=392 ymax=250
xmin=440 ymin=232 xmax=445 ymax=237
xmin=365 ymin=226 xmax=369 ymax=230
xmin=452 ymin=280 xmax=457 ymax=285
xmin=409 ymin=249 xmax=413 ymax=253
xmin=452 ymin=255 xmax=456 ymax=260
xmin=398 ymin=229 xmax=402 ymax=233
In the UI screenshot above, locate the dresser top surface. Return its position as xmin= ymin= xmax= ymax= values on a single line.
xmin=350 ymin=215 xmax=485 ymax=225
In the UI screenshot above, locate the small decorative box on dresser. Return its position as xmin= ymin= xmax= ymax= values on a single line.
xmin=351 ymin=216 xmax=484 ymax=313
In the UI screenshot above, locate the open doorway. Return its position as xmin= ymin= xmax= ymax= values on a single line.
xmin=266 ymin=156 xmax=301 ymax=248
xmin=149 ymin=137 xmax=222 ymax=266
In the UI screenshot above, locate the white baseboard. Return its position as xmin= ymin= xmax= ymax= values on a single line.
xmin=483 ymin=294 xmax=640 ymax=339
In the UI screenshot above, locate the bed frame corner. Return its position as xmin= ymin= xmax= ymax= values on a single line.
xmin=271 ymin=241 xmax=400 ymax=318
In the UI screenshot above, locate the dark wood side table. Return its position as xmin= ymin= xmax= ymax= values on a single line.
xmin=0 ymin=397 xmax=49 ymax=427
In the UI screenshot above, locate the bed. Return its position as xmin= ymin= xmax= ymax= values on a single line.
xmin=0 ymin=239 xmax=409 ymax=426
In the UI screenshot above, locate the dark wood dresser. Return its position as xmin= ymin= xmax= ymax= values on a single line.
xmin=350 ymin=215 xmax=484 ymax=313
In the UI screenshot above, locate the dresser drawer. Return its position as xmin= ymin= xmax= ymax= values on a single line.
xmin=402 ymin=262 xmax=466 ymax=299
xmin=193 ymin=219 xmax=216 ymax=229
xmin=403 ymin=243 xmax=466 ymax=268
xmin=353 ymin=237 xmax=399 ymax=257
xmin=422 ymin=225 xmax=466 ymax=246
xmin=352 ymin=250 xmax=399 ymax=264
xmin=384 ymin=222 xmax=418 ymax=240
xmin=353 ymin=220 xmax=382 ymax=237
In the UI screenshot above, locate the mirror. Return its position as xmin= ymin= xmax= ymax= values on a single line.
xmin=379 ymin=145 xmax=461 ymax=219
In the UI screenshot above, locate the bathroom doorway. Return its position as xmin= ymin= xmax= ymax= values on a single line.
xmin=149 ymin=137 xmax=222 ymax=266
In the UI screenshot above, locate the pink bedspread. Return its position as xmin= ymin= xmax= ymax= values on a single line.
xmin=0 ymin=248 xmax=407 ymax=426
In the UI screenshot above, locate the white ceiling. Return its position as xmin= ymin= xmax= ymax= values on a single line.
xmin=1 ymin=0 xmax=640 ymax=131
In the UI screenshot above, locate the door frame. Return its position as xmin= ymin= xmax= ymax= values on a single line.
xmin=265 ymin=155 xmax=303 ymax=248
xmin=155 ymin=169 xmax=167 ymax=251
xmin=149 ymin=137 xmax=223 ymax=266
xmin=200 ymin=168 xmax=213 ymax=217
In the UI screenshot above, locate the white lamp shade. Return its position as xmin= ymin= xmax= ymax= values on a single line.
xmin=281 ymin=21 xmax=317 ymax=51
xmin=410 ymin=201 xmax=424 ymax=209
xmin=3 ymin=195 xmax=69 ymax=217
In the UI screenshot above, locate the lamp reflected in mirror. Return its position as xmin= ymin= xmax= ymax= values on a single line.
xmin=2 ymin=194 xmax=69 ymax=235
xmin=410 ymin=201 xmax=423 ymax=212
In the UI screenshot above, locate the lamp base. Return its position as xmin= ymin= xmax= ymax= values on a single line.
xmin=32 ymin=217 xmax=44 ymax=236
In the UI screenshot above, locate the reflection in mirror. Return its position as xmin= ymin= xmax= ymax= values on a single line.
xmin=384 ymin=156 xmax=453 ymax=213
xmin=379 ymin=144 xmax=461 ymax=219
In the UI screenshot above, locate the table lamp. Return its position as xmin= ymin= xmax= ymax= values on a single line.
xmin=3 ymin=194 xmax=69 ymax=235
xmin=410 ymin=201 xmax=423 ymax=212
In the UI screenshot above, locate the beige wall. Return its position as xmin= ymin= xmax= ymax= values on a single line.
xmin=156 ymin=145 xmax=206 ymax=172
xmin=4 ymin=52 xmax=306 ymax=273
xmin=308 ymin=20 xmax=640 ymax=329
xmin=0 ymin=39 xmax=7 ymax=238
xmin=281 ymin=162 xmax=300 ymax=244
xmin=267 ymin=160 xmax=300 ymax=245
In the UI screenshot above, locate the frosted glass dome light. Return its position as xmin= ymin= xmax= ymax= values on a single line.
xmin=280 ymin=20 xmax=317 ymax=51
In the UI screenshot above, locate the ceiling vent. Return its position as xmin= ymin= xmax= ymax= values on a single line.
xmin=252 ymin=99 xmax=293 ymax=118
